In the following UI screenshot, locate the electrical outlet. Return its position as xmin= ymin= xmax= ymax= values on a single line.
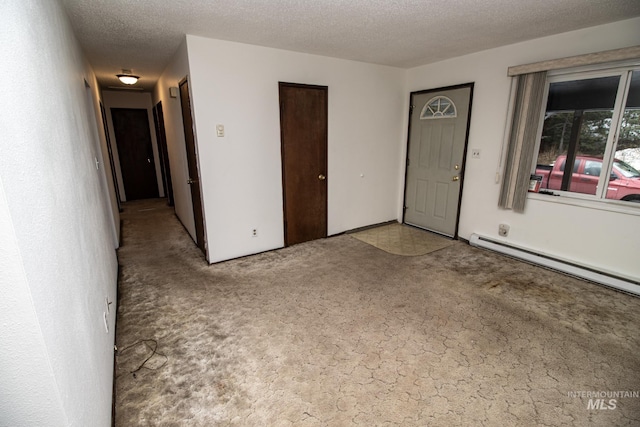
xmin=252 ymin=228 xmax=258 ymax=237
xmin=499 ymin=223 xmax=510 ymax=237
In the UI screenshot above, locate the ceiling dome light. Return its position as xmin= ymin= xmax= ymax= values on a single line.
xmin=116 ymin=69 xmax=139 ymax=85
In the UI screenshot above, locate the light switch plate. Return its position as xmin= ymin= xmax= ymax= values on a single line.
xmin=216 ymin=124 xmax=224 ymax=137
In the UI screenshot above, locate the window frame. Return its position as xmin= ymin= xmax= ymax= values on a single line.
xmin=420 ymin=95 xmax=457 ymax=119
xmin=530 ymin=63 xmax=638 ymax=205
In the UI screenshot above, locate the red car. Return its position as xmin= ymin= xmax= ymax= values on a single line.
xmin=535 ymin=155 xmax=640 ymax=202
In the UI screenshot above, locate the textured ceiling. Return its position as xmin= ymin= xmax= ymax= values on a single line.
xmin=61 ymin=0 xmax=640 ymax=91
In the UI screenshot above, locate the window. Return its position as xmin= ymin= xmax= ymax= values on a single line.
xmin=559 ymin=159 xmax=580 ymax=173
xmin=420 ymin=96 xmax=457 ymax=119
xmin=534 ymin=68 xmax=640 ymax=203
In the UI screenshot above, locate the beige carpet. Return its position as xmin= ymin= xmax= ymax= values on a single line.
xmin=115 ymin=199 xmax=640 ymax=426
xmin=349 ymin=223 xmax=454 ymax=256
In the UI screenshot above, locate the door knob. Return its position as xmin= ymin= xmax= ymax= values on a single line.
xmin=318 ymin=174 xmax=326 ymax=180
xmin=147 ymin=158 xmax=151 ymax=163
xmin=187 ymin=178 xmax=194 ymax=184
xmin=452 ymin=176 xmax=460 ymax=181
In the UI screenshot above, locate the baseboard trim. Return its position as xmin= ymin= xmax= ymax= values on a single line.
xmin=469 ymin=233 xmax=639 ymax=297
xmin=341 ymin=219 xmax=399 ymax=235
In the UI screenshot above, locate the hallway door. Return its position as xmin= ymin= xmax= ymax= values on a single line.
xmin=404 ymin=84 xmax=473 ymax=237
xmin=179 ymin=77 xmax=206 ymax=255
xmin=153 ymin=101 xmax=174 ymax=206
xmin=279 ymin=82 xmax=328 ymax=246
xmin=100 ymin=102 xmax=121 ymax=211
xmin=111 ymin=108 xmax=159 ymax=201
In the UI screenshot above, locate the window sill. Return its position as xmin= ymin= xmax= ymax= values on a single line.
xmin=527 ymin=191 xmax=640 ymax=216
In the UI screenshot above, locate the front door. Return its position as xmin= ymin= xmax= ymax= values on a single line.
xmin=279 ymin=82 xmax=328 ymax=246
xmin=179 ymin=78 xmax=206 ymax=255
xmin=404 ymin=84 xmax=473 ymax=237
xmin=111 ymin=108 xmax=159 ymax=201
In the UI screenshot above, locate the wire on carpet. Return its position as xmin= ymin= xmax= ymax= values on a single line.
xmin=116 ymin=339 xmax=167 ymax=378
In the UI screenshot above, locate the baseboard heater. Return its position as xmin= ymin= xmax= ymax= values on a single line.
xmin=469 ymin=233 xmax=639 ymax=297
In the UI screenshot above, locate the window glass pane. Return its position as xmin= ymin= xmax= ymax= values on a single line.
xmin=609 ymin=71 xmax=640 ymax=202
xmin=625 ymin=70 xmax=640 ymax=108
xmin=583 ymin=160 xmax=602 ymax=176
xmin=536 ymin=75 xmax=619 ymax=195
xmin=538 ymin=112 xmax=572 ymax=167
xmin=420 ymin=96 xmax=457 ymax=119
xmin=572 ymin=110 xmax=612 ymax=195
xmin=546 ymin=76 xmax=619 ymax=110
xmin=558 ymin=158 xmax=580 ymax=173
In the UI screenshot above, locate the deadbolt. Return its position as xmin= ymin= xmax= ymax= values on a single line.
xmin=454 ymin=164 xmax=460 ymax=170
xmin=452 ymin=176 xmax=460 ymax=181
xmin=318 ymin=174 xmax=326 ymax=180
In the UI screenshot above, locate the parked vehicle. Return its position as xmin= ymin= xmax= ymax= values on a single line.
xmin=535 ymin=155 xmax=640 ymax=202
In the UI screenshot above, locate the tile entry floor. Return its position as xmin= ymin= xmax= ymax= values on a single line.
xmin=349 ymin=223 xmax=455 ymax=256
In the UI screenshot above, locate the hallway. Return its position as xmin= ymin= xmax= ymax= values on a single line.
xmin=115 ymin=199 xmax=640 ymax=426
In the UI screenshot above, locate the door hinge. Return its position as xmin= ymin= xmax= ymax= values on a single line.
xmin=410 ymin=105 xmax=415 ymax=114
xmin=403 ymin=205 xmax=408 ymax=211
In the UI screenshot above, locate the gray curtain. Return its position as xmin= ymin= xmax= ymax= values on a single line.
xmin=499 ymin=71 xmax=547 ymax=212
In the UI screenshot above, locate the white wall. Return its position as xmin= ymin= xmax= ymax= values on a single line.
xmin=186 ymin=36 xmax=406 ymax=263
xmin=0 ymin=1 xmax=118 ymax=425
xmin=153 ymin=40 xmax=198 ymax=241
xmin=102 ymin=91 xmax=165 ymax=201
xmin=406 ymin=17 xmax=640 ymax=281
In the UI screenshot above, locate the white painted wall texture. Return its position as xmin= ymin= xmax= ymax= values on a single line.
xmin=0 ymin=1 xmax=119 ymax=426
xmin=406 ymin=17 xmax=640 ymax=281
xmin=164 ymin=24 xmax=639 ymax=280
xmin=153 ymin=40 xmax=199 ymax=242
xmin=185 ymin=36 xmax=406 ymax=263
xmin=1 ymin=3 xmax=636 ymax=424
xmin=102 ymin=91 xmax=165 ymax=201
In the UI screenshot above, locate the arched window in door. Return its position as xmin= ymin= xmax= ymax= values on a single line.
xmin=420 ymin=96 xmax=457 ymax=119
